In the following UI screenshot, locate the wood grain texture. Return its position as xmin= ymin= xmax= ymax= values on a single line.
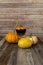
xmin=0 ymin=3 xmax=43 ymax=8
xmin=0 ymin=8 xmax=43 ymax=14
xmin=0 ymin=0 xmax=43 ymax=3
xmin=0 ymin=42 xmax=18 ymax=65
xmin=0 ymin=2 xmax=43 ymax=36
xmin=17 ymin=48 xmax=34 ymax=65
xmin=0 ymin=37 xmax=43 ymax=65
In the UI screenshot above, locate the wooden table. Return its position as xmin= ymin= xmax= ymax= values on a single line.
xmin=0 ymin=37 xmax=43 ymax=65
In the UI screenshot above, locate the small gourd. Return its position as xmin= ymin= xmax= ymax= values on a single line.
xmin=29 ymin=36 xmax=38 ymax=44
xmin=18 ymin=37 xmax=33 ymax=48
xmin=5 ymin=32 xmax=19 ymax=43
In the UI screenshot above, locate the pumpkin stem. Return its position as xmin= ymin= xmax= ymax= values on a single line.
xmin=15 ymin=21 xmax=19 ymax=27
xmin=14 ymin=21 xmax=19 ymax=33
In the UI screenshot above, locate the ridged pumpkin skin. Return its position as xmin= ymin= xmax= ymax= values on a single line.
xmin=5 ymin=32 xmax=19 ymax=43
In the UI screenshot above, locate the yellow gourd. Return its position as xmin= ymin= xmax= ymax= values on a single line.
xmin=18 ymin=37 xmax=33 ymax=48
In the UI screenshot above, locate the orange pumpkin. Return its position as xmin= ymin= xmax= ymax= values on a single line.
xmin=5 ymin=32 xmax=19 ymax=43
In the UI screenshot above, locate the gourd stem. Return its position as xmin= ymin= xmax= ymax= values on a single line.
xmin=13 ymin=21 xmax=19 ymax=33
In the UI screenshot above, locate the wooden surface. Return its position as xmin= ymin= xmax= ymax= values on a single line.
xmin=0 ymin=1 xmax=43 ymax=36
xmin=0 ymin=37 xmax=43 ymax=65
xmin=0 ymin=0 xmax=43 ymax=3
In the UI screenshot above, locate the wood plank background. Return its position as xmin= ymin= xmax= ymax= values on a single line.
xmin=0 ymin=0 xmax=43 ymax=36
